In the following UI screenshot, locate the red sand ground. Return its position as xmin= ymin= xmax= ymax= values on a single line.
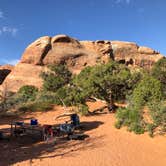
xmin=0 ymin=102 xmax=166 ymax=166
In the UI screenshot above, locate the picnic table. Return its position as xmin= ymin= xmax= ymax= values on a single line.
xmin=10 ymin=122 xmax=44 ymax=140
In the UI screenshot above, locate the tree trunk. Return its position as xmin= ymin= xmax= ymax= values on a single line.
xmin=107 ymin=93 xmax=115 ymax=113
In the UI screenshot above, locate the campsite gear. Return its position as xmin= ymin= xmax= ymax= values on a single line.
xmin=10 ymin=121 xmax=25 ymax=136
xmin=70 ymin=114 xmax=80 ymax=127
xmin=15 ymin=121 xmax=24 ymax=126
xmin=11 ymin=122 xmax=43 ymax=140
xmin=14 ymin=128 xmax=25 ymax=136
xmin=43 ymin=125 xmax=55 ymax=142
xmin=59 ymin=123 xmax=74 ymax=134
xmin=43 ymin=125 xmax=53 ymax=135
xmin=68 ymin=133 xmax=88 ymax=140
xmin=0 ymin=132 xmax=3 ymax=140
xmin=0 ymin=132 xmax=10 ymax=141
xmin=30 ymin=119 xmax=38 ymax=125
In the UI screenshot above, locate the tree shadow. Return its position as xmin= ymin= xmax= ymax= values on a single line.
xmin=37 ymin=135 xmax=104 ymax=160
xmin=79 ymin=121 xmax=104 ymax=132
xmin=0 ymin=115 xmax=35 ymax=126
xmin=0 ymin=120 xmax=104 ymax=166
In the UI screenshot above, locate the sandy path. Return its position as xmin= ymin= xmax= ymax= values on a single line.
xmin=1 ymin=103 xmax=166 ymax=166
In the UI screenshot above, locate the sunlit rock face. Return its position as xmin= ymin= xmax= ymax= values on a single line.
xmin=111 ymin=41 xmax=163 ymax=68
xmin=20 ymin=36 xmax=52 ymax=65
xmin=1 ymin=34 xmax=163 ymax=92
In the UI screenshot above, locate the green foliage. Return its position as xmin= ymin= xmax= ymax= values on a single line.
xmin=131 ymin=75 xmax=163 ymax=109
xmin=3 ymin=61 xmax=166 ymax=136
xmin=129 ymin=122 xmax=145 ymax=134
xmin=115 ymin=75 xmax=163 ymax=135
xmin=18 ymin=102 xmax=53 ymax=112
xmin=0 ymin=86 xmax=39 ymax=112
xmin=114 ymin=121 xmax=121 ymax=129
xmin=38 ymin=61 xmax=137 ymax=115
xmin=115 ymin=107 xmax=145 ymax=134
xmin=0 ymin=86 xmax=16 ymax=112
xmin=148 ymin=101 xmax=166 ymax=132
xmin=75 ymin=104 xmax=89 ymax=116
xmin=73 ymin=62 xmax=133 ymax=103
xmin=151 ymin=57 xmax=166 ymax=96
xmin=0 ymin=95 xmax=18 ymax=110
xmin=0 ymin=85 xmax=39 ymax=112
xmin=146 ymin=123 xmax=156 ymax=137
xmin=126 ymin=71 xmax=143 ymax=96
xmin=17 ymin=85 xmax=38 ymax=102
xmin=56 ymin=86 xmax=87 ymax=106
xmin=38 ymin=62 xmax=145 ymax=118
xmin=40 ymin=64 xmax=72 ymax=92
xmin=36 ymin=91 xmax=61 ymax=105
xmin=151 ymin=57 xmax=166 ymax=83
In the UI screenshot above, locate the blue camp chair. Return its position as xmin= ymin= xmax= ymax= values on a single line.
xmin=70 ymin=114 xmax=80 ymax=127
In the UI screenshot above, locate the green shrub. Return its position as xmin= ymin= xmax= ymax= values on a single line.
xmin=29 ymin=102 xmax=53 ymax=111
xmin=38 ymin=62 xmax=144 ymax=117
xmin=36 ymin=91 xmax=61 ymax=105
xmin=151 ymin=57 xmax=166 ymax=97
xmin=44 ymin=62 xmax=135 ymax=112
xmin=40 ymin=64 xmax=72 ymax=92
xmin=18 ymin=105 xmax=29 ymax=112
xmin=56 ymin=86 xmax=87 ymax=106
xmin=131 ymin=75 xmax=163 ymax=109
xmin=18 ymin=102 xmax=53 ymax=112
xmin=115 ymin=107 xmax=145 ymax=134
xmin=17 ymin=85 xmax=38 ymax=102
xmin=114 ymin=121 xmax=122 ymax=129
xmin=126 ymin=71 xmax=143 ymax=97
xmin=76 ymin=104 xmax=89 ymax=116
xmin=129 ymin=122 xmax=145 ymax=134
xmin=115 ymin=75 xmax=163 ymax=135
xmin=73 ymin=61 xmax=134 ymax=103
xmin=146 ymin=123 xmax=156 ymax=137
xmin=148 ymin=101 xmax=166 ymax=133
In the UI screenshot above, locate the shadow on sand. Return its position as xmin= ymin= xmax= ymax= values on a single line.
xmin=0 ymin=120 xmax=104 ymax=166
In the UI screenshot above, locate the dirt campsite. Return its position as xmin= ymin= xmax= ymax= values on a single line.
xmin=1 ymin=0 xmax=166 ymax=166
xmin=0 ymin=101 xmax=166 ymax=166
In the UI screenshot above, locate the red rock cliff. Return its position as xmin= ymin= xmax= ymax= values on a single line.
xmin=1 ymin=34 xmax=163 ymax=92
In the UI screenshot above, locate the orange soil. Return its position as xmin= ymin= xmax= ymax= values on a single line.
xmin=0 ymin=102 xmax=166 ymax=166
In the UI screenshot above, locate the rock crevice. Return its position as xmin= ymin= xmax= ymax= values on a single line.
xmin=0 ymin=65 xmax=14 ymax=85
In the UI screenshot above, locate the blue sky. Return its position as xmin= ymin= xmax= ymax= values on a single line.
xmin=0 ymin=0 xmax=166 ymax=65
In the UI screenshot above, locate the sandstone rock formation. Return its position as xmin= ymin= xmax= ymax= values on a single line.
xmin=111 ymin=41 xmax=162 ymax=68
xmin=21 ymin=36 xmax=51 ymax=65
xmin=1 ymin=63 xmax=44 ymax=92
xmin=1 ymin=34 xmax=164 ymax=92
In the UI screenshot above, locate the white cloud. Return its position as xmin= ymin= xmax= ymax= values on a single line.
xmin=2 ymin=59 xmax=19 ymax=65
xmin=0 ymin=10 xmax=18 ymax=36
xmin=115 ymin=0 xmax=131 ymax=5
xmin=126 ymin=0 xmax=130 ymax=4
xmin=115 ymin=0 xmax=122 ymax=3
xmin=0 ymin=26 xmax=18 ymax=36
xmin=0 ymin=10 xmax=4 ymax=19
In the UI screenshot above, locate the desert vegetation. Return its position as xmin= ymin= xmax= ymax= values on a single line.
xmin=1 ymin=58 xmax=166 ymax=136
